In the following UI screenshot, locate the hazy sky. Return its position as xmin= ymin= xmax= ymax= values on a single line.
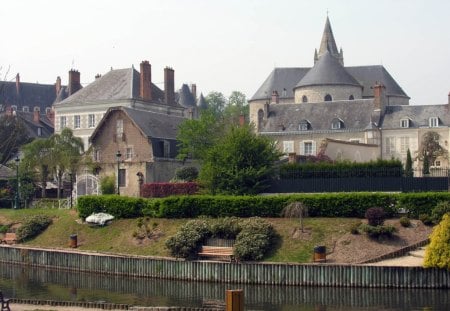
xmin=1 ymin=0 xmax=449 ymax=105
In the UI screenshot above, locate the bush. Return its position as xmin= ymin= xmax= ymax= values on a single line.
xmin=174 ymin=167 xmax=199 ymax=182
xmin=399 ymin=216 xmax=411 ymax=227
xmin=365 ymin=207 xmax=386 ymax=226
xmin=397 ymin=193 xmax=450 ymax=218
xmin=0 ymin=224 xmax=10 ymax=234
xmin=16 ymin=215 xmax=52 ymax=242
xmin=210 ymin=217 xmax=241 ymax=239
xmin=141 ymin=182 xmax=199 ymax=198
xmin=419 ymin=214 xmax=433 ymax=226
xmin=360 ymin=224 xmax=396 ymax=238
xmin=234 ymin=217 xmax=276 ymax=261
xmin=431 ymin=201 xmax=450 ymax=223
xmin=100 ymin=175 xmax=116 ymax=195
xmin=165 ymin=219 xmax=210 ymax=259
xmin=424 ymin=214 xmax=450 ymax=269
xmin=350 ymin=222 xmax=361 ymax=234
xmin=77 ymin=195 xmax=145 ymax=219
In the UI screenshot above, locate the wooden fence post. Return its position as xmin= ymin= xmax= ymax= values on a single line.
xmin=226 ymin=289 xmax=244 ymax=311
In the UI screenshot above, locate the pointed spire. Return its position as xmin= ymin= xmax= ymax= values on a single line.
xmin=314 ymin=49 xmax=319 ymax=64
xmin=317 ymin=16 xmax=344 ymax=65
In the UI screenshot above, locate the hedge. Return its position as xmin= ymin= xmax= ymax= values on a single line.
xmin=77 ymin=192 xmax=450 ymax=220
xmin=141 ymin=182 xmax=199 ymax=198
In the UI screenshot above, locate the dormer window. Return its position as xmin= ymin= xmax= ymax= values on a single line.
xmin=400 ymin=118 xmax=410 ymax=128
xmin=331 ymin=118 xmax=343 ymax=130
xmin=23 ymin=106 xmax=29 ymax=112
xmin=324 ymin=94 xmax=332 ymax=101
xmin=299 ymin=120 xmax=310 ymax=131
xmin=37 ymin=127 xmax=42 ymax=137
xmin=34 ymin=106 xmax=40 ymax=112
xmin=429 ymin=117 xmax=439 ymax=128
xmin=45 ymin=107 xmax=52 ymax=114
xmin=349 ymin=95 xmax=355 ymax=100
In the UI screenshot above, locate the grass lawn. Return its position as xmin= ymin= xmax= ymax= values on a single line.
xmin=0 ymin=208 xmax=359 ymax=263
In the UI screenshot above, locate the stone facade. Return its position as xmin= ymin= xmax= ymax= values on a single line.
xmin=294 ymin=85 xmax=363 ymax=103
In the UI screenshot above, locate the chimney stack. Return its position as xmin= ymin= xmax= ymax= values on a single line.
xmin=140 ymin=61 xmax=152 ymax=101
xmin=47 ymin=108 xmax=55 ymax=126
xmin=95 ymin=74 xmax=102 ymax=80
xmin=15 ymin=73 xmax=20 ymax=95
xmin=271 ymin=90 xmax=279 ymax=104
xmin=55 ymin=76 xmax=61 ymax=96
xmin=372 ymin=82 xmax=386 ymax=110
xmin=68 ymin=70 xmax=81 ymax=96
xmin=33 ymin=110 xmax=40 ymax=123
xmin=164 ymin=67 xmax=175 ymax=105
xmin=190 ymin=84 xmax=197 ymax=100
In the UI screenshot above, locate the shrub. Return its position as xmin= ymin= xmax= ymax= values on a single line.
xmin=399 ymin=216 xmax=411 ymax=227
xmin=165 ymin=219 xmax=211 ymax=259
xmin=360 ymin=224 xmax=396 ymax=238
xmin=77 ymin=195 xmax=145 ymax=219
xmin=210 ymin=217 xmax=241 ymax=239
xmin=0 ymin=224 xmax=10 ymax=234
xmin=424 ymin=214 xmax=450 ymax=269
xmin=419 ymin=214 xmax=433 ymax=226
xmin=100 ymin=175 xmax=116 ymax=195
xmin=350 ymin=222 xmax=361 ymax=234
xmin=234 ymin=217 xmax=276 ymax=261
xmin=365 ymin=207 xmax=386 ymax=226
xmin=397 ymin=193 xmax=450 ymax=218
xmin=174 ymin=167 xmax=199 ymax=182
xmin=141 ymin=182 xmax=199 ymax=198
xmin=431 ymin=201 xmax=450 ymax=223
xmin=16 ymin=215 xmax=52 ymax=242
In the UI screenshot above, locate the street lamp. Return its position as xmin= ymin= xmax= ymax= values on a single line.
xmin=69 ymin=173 xmax=73 ymax=208
xmin=116 ymin=150 xmax=122 ymax=195
xmin=14 ymin=156 xmax=19 ymax=209
xmin=136 ymin=172 xmax=144 ymax=197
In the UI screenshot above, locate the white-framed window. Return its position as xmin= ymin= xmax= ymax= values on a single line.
xmin=74 ymin=115 xmax=81 ymax=129
xmin=88 ymin=114 xmax=96 ymax=128
xmin=331 ymin=120 xmax=342 ymax=130
xmin=34 ymin=106 xmax=40 ymax=112
xmin=400 ymin=119 xmax=410 ymax=128
xmin=385 ymin=137 xmax=396 ymax=154
xmin=283 ymin=141 xmax=294 ymax=153
xmin=433 ymin=160 xmax=441 ymax=167
xmin=126 ymin=147 xmax=133 ymax=160
xmin=59 ymin=116 xmax=67 ymax=130
xmin=23 ymin=106 xmax=29 ymax=112
xmin=299 ymin=120 xmax=310 ymax=131
xmin=429 ymin=117 xmax=439 ymax=127
xmin=46 ymin=107 xmax=52 ymax=114
xmin=300 ymin=140 xmax=316 ymax=156
xmin=400 ymin=137 xmax=410 ymax=154
xmin=116 ymin=119 xmax=124 ymax=136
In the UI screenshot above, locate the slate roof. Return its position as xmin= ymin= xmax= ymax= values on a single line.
xmin=381 ymin=104 xmax=450 ymax=129
xmin=0 ymin=80 xmax=57 ymax=113
xmin=197 ymin=93 xmax=208 ymax=109
xmin=55 ymin=68 xmax=165 ymax=105
xmin=0 ymin=164 xmax=13 ymax=179
xmin=318 ymin=16 xmax=340 ymax=59
xmin=260 ymin=99 xmax=376 ymax=133
xmin=178 ymin=84 xmax=196 ymax=108
xmin=295 ymin=51 xmax=361 ymax=88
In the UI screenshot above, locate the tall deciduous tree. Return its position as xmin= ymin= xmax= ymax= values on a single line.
xmin=0 ymin=115 xmax=30 ymax=164
xmin=417 ymin=131 xmax=448 ymax=174
xmin=224 ymin=91 xmax=248 ymax=126
xmin=199 ymin=124 xmax=280 ymax=195
xmin=205 ymin=91 xmax=227 ymax=118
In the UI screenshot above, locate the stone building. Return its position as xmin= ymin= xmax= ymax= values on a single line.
xmin=249 ymin=17 xmax=450 ymax=171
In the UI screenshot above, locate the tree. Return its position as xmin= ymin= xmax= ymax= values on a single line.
xmin=199 ymin=124 xmax=280 ymax=195
xmin=405 ymin=148 xmax=413 ymax=177
xmin=281 ymin=201 xmax=309 ymax=232
xmin=205 ymin=91 xmax=227 ymax=118
xmin=424 ymin=213 xmax=450 ymax=270
xmin=417 ymin=131 xmax=448 ymax=171
xmin=224 ymin=91 xmax=249 ymax=126
xmin=0 ymin=115 xmax=30 ymax=164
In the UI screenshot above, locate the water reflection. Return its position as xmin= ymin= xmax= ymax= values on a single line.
xmin=0 ymin=263 xmax=448 ymax=310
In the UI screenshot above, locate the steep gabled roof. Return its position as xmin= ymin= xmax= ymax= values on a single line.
xmin=178 ymin=84 xmax=196 ymax=108
xmin=250 ymin=68 xmax=310 ymax=101
xmin=318 ymin=16 xmax=340 ymax=59
xmin=55 ymin=68 xmax=164 ymax=105
xmin=15 ymin=111 xmax=54 ymax=139
xmin=381 ymin=104 xmax=450 ymax=129
xmin=296 ymin=51 xmax=361 ymax=88
xmin=197 ymin=93 xmax=208 ymax=109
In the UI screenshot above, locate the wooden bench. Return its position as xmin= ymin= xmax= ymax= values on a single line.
xmin=198 ymin=246 xmax=235 ymax=262
xmin=0 ymin=291 xmax=11 ymax=311
xmin=0 ymin=233 xmax=17 ymax=245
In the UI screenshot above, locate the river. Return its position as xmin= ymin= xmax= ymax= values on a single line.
xmin=0 ymin=263 xmax=448 ymax=310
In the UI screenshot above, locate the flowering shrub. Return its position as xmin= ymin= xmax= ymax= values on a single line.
xmin=141 ymin=182 xmax=199 ymax=198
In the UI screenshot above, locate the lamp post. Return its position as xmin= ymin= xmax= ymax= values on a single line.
xmin=69 ymin=173 xmax=73 ymax=208
xmin=116 ymin=150 xmax=122 ymax=195
xmin=136 ymin=172 xmax=144 ymax=197
xmin=14 ymin=156 xmax=19 ymax=209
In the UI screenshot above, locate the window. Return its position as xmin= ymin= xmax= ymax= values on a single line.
xmin=23 ymin=106 xmax=29 ymax=112
xmin=118 ymin=169 xmax=126 ymax=187
xmin=59 ymin=116 xmax=67 ymax=130
xmin=282 ymin=88 xmax=287 ymax=97
xmin=302 ymin=95 xmax=308 ymax=103
xmin=400 ymin=137 xmax=410 ymax=154
xmin=300 ymin=140 xmax=316 ymax=156
xmin=324 ymin=94 xmax=332 ymax=101
xmin=34 ymin=106 xmax=40 ymax=112
xmin=349 ymin=95 xmax=354 ymax=100
xmin=331 ymin=119 xmax=342 ymax=130
xmin=126 ymin=147 xmax=133 ymax=160
xmin=257 ymin=109 xmax=264 ymax=131
xmin=433 ymin=160 xmax=441 ymax=167
xmin=283 ymin=141 xmax=294 ymax=153
xmin=116 ymin=119 xmax=124 ymax=137
xmin=88 ymin=114 xmax=96 ymax=128
xmin=37 ymin=127 xmax=42 ymax=137
xmin=93 ymin=149 xmax=100 ymax=162
xmin=46 ymin=107 xmax=52 ymax=114
xmin=385 ymin=137 xmax=396 ymax=154
xmin=400 ymin=119 xmax=410 ymax=128
xmin=429 ymin=117 xmax=439 ymax=127
xmin=74 ymin=115 xmax=81 ymax=129
xmin=299 ymin=120 xmax=310 ymax=131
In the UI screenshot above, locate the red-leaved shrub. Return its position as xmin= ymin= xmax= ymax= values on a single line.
xmin=141 ymin=182 xmax=199 ymax=198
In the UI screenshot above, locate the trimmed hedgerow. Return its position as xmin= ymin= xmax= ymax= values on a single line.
xmin=77 ymin=195 xmax=145 ymax=219
xmin=397 ymin=192 xmax=450 ymax=218
xmin=16 ymin=215 xmax=52 ymax=242
xmin=431 ymin=201 xmax=450 ymax=223
xmin=141 ymin=182 xmax=199 ymax=198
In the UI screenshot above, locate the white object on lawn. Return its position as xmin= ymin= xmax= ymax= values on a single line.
xmin=85 ymin=213 xmax=114 ymax=226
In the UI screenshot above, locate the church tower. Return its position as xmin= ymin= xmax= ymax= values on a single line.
xmin=315 ymin=16 xmax=344 ymax=65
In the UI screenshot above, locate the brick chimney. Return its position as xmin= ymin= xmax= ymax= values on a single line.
xmin=190 ymin=84 xmax=197 ymax=100
xmin=239 ymin=115 xmax=245 ymax=126
xmin=15 ymin=73 xmax=20 ymax=95
xmin=55 ymin=76 xmax=61 ymax=96
xmin=140 ymin=61 xmax=152 ymax=101
xmin=372 ymin=82 xmax=386 ymax=110
xmin=46 ymin=108 xmax=55 ymax=126
xmin=164 ymin=67 xmax=175 ymax=105
xmin=33 ymin=110 xmax=40 ymax=123
xmin=95 ymin=74 xmax=102 ymax=80
xmin=271 ymin=90 xmax=279 ymax=104
xmin=68 ymin=70 xmax=81 ymax=96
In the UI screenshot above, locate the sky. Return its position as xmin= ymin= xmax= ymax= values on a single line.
xmin=1 ymin=0 xmax=449 ymax=105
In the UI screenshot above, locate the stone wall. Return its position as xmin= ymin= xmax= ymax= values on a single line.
xmin=294 ymin=85 xmax=363 ymax=103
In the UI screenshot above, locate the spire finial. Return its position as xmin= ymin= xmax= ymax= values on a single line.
xmin=327 ymin=9 xmax=329 ymax=17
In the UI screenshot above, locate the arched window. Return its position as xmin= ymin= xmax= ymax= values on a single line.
xmin=302 ymin=95 xmax=308 ymax=103
xmin=324 ymin=94 xmax=332 ymax=101
xmin=349 ymin=95 xmax=354 ymax=100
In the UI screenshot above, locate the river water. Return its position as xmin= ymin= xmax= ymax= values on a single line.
xmin=0 ymin=263 xmax=448 ymax=310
